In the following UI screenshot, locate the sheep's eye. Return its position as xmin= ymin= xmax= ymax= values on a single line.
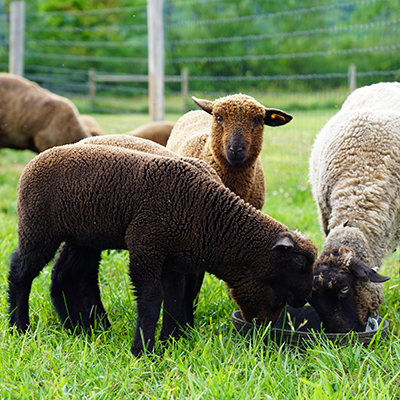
xmin=253 ymin=116 xmax=262 ymax=128
xmin=216 ymin=114 xmax=223 ymax=125
xmin=339 ymin=286 xmax=349 ymax=297
xmin=293 ymin=255 xmax=306 ymax=269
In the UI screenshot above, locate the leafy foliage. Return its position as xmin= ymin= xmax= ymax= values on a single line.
xmin=2 ymin=0 xmax=399 ymax=96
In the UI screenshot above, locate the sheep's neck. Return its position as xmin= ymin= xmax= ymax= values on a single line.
xmin=206 ymin=154 xmax=256 ymax=204
xmin=199 ymin=195 xmax=279 ymax=279
xmin=220 ymin=166 xmax=255 ymax=202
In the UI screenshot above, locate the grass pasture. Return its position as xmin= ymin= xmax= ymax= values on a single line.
xmin=0 ymin=111 xmax=399 ymax=399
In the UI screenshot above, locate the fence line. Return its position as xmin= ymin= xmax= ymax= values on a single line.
xmin=168 ymin=44 xmax=400 ymax=64
xmin=1 ymin=0 xmax=399 ymax=115
xmin=25 ymin=51 xmax=148 ymax=63
xmin=166 ymin=0 xmax=387 ymax=27
xmin=26 ymin=18 xmax=400 ymax=47
xmin=27 ymin=24 xmax=148 ymax=33
xmin=28 ymin=5 xmax=147 ymax=17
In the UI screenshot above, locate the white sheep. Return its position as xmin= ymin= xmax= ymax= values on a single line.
xmin=309 ymin=82 xmax=396 ymax=333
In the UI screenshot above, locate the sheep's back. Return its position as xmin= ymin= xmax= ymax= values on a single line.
xmin=80 ymin=115 xmax=104 ymax=136
xmin=128 ymin=121 xmax=175 ymax=146
xmin=310 ymin=108 xmax=400 ymax=259
xmin=341 ymin=81 xmax=400 ymax=112
xmin=79 ymin=135 xmax=222 ymax=184
xmin=80 ymin=134 xmax=175 ymax=156
xmin=167 ymin=110 xmax=212 ymax=157
xmin=16 ymin=144 xmax=223 ymax=251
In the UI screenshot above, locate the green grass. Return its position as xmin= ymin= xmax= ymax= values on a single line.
xmin=0 ymin=111 xmax=399 ymax=399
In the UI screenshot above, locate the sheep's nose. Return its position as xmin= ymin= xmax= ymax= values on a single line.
xmin=229 ymin=146 xmax=244 ymax=156
xmin=226 ymin=145 xmax=246 ymax=165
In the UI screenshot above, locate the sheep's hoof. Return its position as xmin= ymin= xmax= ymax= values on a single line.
xmin=8 ymin=323 xmax=29 ymax=335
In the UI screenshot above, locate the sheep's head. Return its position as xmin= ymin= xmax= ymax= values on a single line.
xmin=228 ymin=231 xmax=317 ymax=326
xmin=310 ymin=247 xmax=390 ymax=333
xmin=192 ymin=94 xmax=292 ymax=168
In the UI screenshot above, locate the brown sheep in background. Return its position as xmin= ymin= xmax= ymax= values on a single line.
xmin=166 ymin=93 xmax=293 ymax=321
xmin=0 ymin=73 xmax=92 ymax=152
xmin=8 ymin=143 xmax=317 ymax=356
xmin=80 ymin=114 xmax=104 ymax=136
xmin=126 ymin=120 xmax=175 ymax=146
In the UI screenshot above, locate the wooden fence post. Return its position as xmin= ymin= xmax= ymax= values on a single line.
xmin=147 ymin=0 xmax=164 ymax=121
xmin=348 ymin=63 xmax=356 ymax=93
xmin=9 ymin=1 xmax=25 ymax=76
xmin=88 ymin=68 xmax=96 ymax=108
xmin=181 ymin=67 xmax=189 ymax=112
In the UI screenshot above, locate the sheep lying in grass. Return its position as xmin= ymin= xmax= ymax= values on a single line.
xmin=127 ymin=121 xmax=175 ymax=146
xmin=0 ymin=73 xmax=93 ymax=152
xmin=80 ymin=115 xmax=104 ymax=136
xmin=309 ymin=82 xmax=397 ymax=333
xmin=8 ymin=143 xmax=317 ymax=356
xmin=166 ymin=93 xmax=293 ymax=322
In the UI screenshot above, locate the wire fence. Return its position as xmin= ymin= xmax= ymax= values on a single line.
xmin=0 ymin=0 xmax=399 ymax=218
xmin=1 ymin=0 xmax=399 ymax=115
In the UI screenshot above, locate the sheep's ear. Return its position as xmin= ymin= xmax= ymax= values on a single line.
xmin=352 ymin=261 xmax=390 ymax=283
xmin=192 ymin=96 xmax=213 ymax=115
xmin=271 ymin=234 xmax=294 ymax=251
xmin=264 ymin=109 xmax=293 ymax=127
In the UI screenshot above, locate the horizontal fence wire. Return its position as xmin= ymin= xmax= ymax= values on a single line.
xmin=1 ymin=0 xmax=399 ymax=210
xmin=0 ymin=0 xmax=398 ymax=116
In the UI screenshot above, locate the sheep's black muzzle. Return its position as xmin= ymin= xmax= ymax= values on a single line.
xmin=226 ymin=133 xmax=247 ymax=165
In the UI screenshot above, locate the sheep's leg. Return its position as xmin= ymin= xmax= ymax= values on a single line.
xmin=184 ymin=272 xmax=205 ymax=327
xmin=50 ymin=242 xmax=109 ymax=331
xmin=128 ymin=257 xmax=164 ymax=356
xmin=8 ymin=246 xmax=57 ymax=331
xmin=131 ymin=282 xmax=163 ymax=357
xmin=159 ymin=269 xmax=187 ymax=343
xmin=80 ymin=251 xmax=111 ymax=330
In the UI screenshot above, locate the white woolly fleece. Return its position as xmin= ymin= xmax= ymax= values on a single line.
xmin=310 ymin=82 xmax=400 ymax=270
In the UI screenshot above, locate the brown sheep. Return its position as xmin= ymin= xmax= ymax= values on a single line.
xmin=79 ymin=134 xmax=221 ymax=333
xmin=126 ymin=121 xmax=175 ymax=146
xmin=80 ymin=114 xmax=104 ymax=136
xmin=8 ymin=143 xmax=317 ymax=356
xmin=0 ymin=73 xmax=92 ymax=152
xmin=166 ymin=93 xmax=293 ymax=319
xmin=167 ymin=94 xmax=292 ymax=209
xmin=80 ymin=134 xmax=222 ymax=185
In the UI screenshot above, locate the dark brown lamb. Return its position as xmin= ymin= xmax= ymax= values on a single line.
xmin=8 ymin=144 xmax=317 ymax=356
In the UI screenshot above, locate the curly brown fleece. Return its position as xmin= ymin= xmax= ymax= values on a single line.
xmin=80 ymin=134 xmax=223 ymax=184
xmin=8 ymin=143 xmax=316 ymax=356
